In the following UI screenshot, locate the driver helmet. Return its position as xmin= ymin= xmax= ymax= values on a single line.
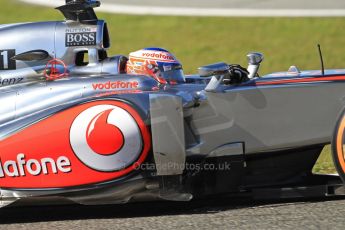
xmin=126 ymin=48 xmax=185 ymax=84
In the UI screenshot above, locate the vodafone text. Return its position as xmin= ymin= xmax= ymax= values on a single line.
xmin=0 ymin=154 xmax=71 ymax=178
xmin=142 ymin=52 xmax=174 ymax=61
xmin=92 ymin=81 xmax=139 ymax=90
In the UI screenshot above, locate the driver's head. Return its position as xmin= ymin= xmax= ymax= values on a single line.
xmin=126 ymin=48 xmax=185 ymax=84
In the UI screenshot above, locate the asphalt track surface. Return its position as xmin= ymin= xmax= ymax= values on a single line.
xmin=1 ymin=197 xmax=345 ymax=229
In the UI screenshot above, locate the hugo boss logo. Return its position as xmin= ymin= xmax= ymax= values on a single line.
xmin=65 ymin=27 xmax=97 ymax=47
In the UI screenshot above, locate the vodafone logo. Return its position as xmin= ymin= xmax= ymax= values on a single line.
xmin=0 ymin=100 xmax=151 ymax=188
xmin=92 ymin=81 xmax=139 ymax=90
xmin=70 ymin=104 xmax=145 ymax=172
xmin=142 ymin=52 xmax=175 ymax=61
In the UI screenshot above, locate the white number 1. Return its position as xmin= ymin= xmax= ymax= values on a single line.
xmin=1 ymin=50 xmax=9 ymax=69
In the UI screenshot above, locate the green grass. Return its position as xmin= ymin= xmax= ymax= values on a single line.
xmin=2 ymin=0 xmax=344 ymax=174
xmin=314 ymin=146 xmax=336 ymax=174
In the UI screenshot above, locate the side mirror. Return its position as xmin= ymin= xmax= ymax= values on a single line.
xmin=198 ymin=62 xmax=230 ymax=77
xmin=198 ymin=62 xmax=230 ymax=92
xmin=247 ymin=52 xmax=264 ymax=79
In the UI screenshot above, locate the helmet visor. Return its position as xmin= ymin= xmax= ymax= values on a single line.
xmin=159 ymin=65 xmax=185 ymax=84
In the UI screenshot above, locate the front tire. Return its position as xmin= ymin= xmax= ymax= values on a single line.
xmin=331 ymin=109 xmax=345 ymax=183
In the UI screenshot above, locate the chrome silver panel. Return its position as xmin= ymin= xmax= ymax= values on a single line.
xmin=207 ymin=143 xmax=244 ymax=158
xmin=150 ymin=94 xmax=186 ymax=176
xmin=188 ymin=82 xmax=345 ymax=155
xmin=0 ymin=22 xmax=56 ymax=70
xmin=0 ymin=176 xmax=191 ymax=208
xmin=0 ymin=74 xmax=157 ymax=128
xmin=0 ymin=20 xmax=112 ymax=80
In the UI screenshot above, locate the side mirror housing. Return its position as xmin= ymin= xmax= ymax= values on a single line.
xmin=247 ymin=52 xmax=264 ymax=79
xmin=198 ymin=62 xmax=230 ymax=92
xmin=198 ymin=62 xmax=229 ymax=77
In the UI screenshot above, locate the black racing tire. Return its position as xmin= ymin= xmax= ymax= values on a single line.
xmin=331 ymin=109 xmax=345 ymax=184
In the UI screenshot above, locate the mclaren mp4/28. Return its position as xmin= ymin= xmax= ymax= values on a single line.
xmin=1 ymin=0 xmax=345 ymax=208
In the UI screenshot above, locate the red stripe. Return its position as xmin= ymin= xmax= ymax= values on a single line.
xmin=255 ymin=75 xmax=345 ymax=86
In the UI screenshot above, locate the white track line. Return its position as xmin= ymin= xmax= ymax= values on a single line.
xmin=20 ymin=0 xmax=345 ymax=17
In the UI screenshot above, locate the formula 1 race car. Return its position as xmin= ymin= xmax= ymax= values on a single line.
xmin=1 ymin=0 xmax=345 ymax=208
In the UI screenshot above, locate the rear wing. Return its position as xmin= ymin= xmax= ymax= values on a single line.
xmin=56 ymin=0 xmax=101 ymax=22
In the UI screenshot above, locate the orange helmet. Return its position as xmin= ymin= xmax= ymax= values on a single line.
xmin=126 ymin=48 xmax=185 ymax=84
